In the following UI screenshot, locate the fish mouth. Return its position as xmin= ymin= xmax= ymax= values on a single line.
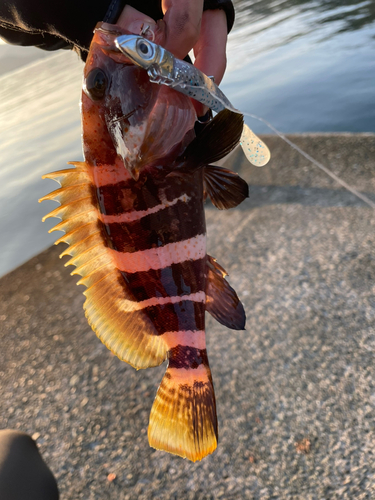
xmin=100 ymin=44 xmax=134 ymax=65
xmin=94 ymin=23 xmax=135 ymax=63
xmin=101 ymin=44 xmax=121 ymax=55
xmin=95 ymin=22 xmax=125 ymax=37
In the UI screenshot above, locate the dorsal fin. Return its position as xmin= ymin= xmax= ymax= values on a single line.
xmin=40 ymin=163 xmax=169 ymax=370
xmin=177 ymin=109 xmax=244 ymax=170
xmin=203 ymin=165 xmax=248 ymax=209
xmin=206 ymin=255 xmax=246 ymax=330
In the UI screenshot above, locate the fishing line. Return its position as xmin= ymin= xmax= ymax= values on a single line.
xmin=113 ymin=36 xmax=374 ymax=209
xmin=243 ymin=112 xmax=375 ymax=209
xmin=187 ymin=83 xmax=374 ymax=207
xmin=189 ymin=82 xmax=374 ymax=208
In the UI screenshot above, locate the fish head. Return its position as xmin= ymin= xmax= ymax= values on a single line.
xmin=82 ymin=23 xmax=196 ymax=179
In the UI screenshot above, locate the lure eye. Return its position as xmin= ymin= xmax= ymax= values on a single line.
xmin=136 ymin=39 xmax=154 ymax=60
xmin=85 ymin=68 xmax=108 ymax=100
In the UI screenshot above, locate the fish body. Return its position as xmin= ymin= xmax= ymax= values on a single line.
xmin=41 ymin=23 xmax=247 ymax=462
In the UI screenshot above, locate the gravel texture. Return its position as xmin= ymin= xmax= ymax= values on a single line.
xmin=1 ymin=134 xmax=375 ymax=499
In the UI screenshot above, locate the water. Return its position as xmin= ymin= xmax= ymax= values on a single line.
xmin=0 ymin=0 xmax=374 ymax=277
xmin=223 ymin=0 xmax=375 ymax=133
xmin=0 ymin=52 xmax=83 ymax=276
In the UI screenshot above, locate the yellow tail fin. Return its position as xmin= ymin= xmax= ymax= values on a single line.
xmin=148 ymin=361 xmax=218 ymax=462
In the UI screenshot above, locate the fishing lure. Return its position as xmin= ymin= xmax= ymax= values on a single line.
xmin=115 ymin=34 xmax=271 ymax=167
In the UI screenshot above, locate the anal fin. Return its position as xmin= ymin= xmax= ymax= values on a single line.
xmin=206 ymin=255 xmax=246 ymax=330
xmin=204 ymin=165 xmax=248 ymax=209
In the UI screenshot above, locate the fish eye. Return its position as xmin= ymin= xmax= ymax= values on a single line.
xmin=85 ymin=68 xmax=108 ymax=100
xmin=136 ymin=39 xmax=154 ymax=59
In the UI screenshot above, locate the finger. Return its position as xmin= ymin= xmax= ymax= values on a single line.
xmin=191 ymin=10 xmax=227 ymax=116
xmin=193 ymin=9 xmax=227 ymax=85
xmin=162 ymin=0 xmax=204 ymax=59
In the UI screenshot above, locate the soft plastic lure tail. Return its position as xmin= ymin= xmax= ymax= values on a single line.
xmin=115 ymin=34 xmax=270 ymax=167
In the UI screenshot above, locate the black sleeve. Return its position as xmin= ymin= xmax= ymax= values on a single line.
xmin=0 ymin=1 xmax=111 ymax=58
xmin=0 ymin=0 xmax=235 ymax=61
xmin=203 ymin=0 xmax=235 ymax=32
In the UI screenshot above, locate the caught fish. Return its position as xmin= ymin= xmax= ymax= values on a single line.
xmin=115 ymin=34 xmax=271 ymax=167
xmin=40 ymin=22 xmax=247 ymax=462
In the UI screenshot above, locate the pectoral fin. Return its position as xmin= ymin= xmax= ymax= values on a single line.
xmin=177 ymin=109 xmax=244 ymax=170
xmin=203 ymin=165 xmax=248 ymax=209
xmin=206 ymin=255 xmax=246 ymax=330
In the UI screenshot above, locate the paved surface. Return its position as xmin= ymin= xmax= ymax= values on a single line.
xmin=1 ymin=133 xmax=375 ymax=499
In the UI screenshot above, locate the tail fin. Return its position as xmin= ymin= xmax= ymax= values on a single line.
xmin=148 ymin=346 xmax=218 ymax=462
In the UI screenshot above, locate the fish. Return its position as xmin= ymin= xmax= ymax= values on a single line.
xmin=40 ymin=22 xmax=248 ymax=462
xmin=115 ymin=34 xmax=271 ymax=167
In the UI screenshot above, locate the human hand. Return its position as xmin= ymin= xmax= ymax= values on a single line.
xmin=117 ymin=3 xmax=228 ymax=116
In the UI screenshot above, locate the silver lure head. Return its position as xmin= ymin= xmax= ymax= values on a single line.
xmin=115 ymin=35 xmax=174 ymax=79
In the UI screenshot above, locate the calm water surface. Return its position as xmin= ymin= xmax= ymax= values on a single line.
xmin=224 ymin=0 xmax=375 ymax=133
xmin=0 ymin=0 xmax=374 ymax=276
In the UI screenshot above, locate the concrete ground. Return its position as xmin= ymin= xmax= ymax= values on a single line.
xmin=1 ymin=133 xmax=375 ymax=499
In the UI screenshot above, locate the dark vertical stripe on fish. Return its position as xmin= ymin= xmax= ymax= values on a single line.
xmin=145 ymin=301 xmax=205 ymax=335
xmin=96 ymin=175 xmax=201 ymax=215
xmin=103 ymin=199 xmax=205 ymax=253
xmin=120 ymin=258 xmax=206 ymax=301
xmin=168 ymin=345 xmax=209 ymax=369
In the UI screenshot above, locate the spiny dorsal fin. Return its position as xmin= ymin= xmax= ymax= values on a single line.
xmin=40 ymin=162 xmax=169 ymax=370
xmin=206 ymin=255 xmax=246 ymax=330
xmin=177 ymin=109 xmax=244 ymax=170
xmin=203 ymin=165 xmax=248 ymax=209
